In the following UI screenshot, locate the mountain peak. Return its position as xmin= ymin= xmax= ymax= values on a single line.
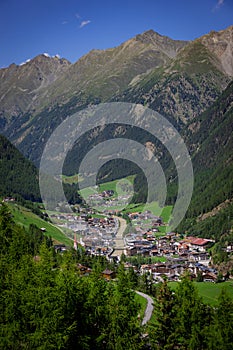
xmin=199 ymin=25 xmax=233 ymax=76
xmin=21 ymin=53 xmax=71 ymax=67
xmin=134 ymin=29 xmax=189 ymax=58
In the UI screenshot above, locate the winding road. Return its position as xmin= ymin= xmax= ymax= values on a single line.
xmin=136 ymin=291 xmax=154 ymax=325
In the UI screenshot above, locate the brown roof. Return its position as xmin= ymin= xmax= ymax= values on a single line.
xmin=102 ymin=269 xmax=115 ymax=275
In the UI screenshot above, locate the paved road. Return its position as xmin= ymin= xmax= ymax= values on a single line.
xmin=113 ymin=216 xmax=127 ymax=255
xmin=136 ymin=291 xmax=154 ymax=325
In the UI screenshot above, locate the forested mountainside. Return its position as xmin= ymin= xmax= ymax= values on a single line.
xmin=0 ymin=134 xmax=40 ymax=201
xmin=0 ymin=134 xmax=82 ymax=206
xmin=176 ymin=80 xmax=233 ymax=243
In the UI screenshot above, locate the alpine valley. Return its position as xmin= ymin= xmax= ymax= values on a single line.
xmin=1 ymin=24 xmax=233 ymax=350
xmin=1 ymin=26 xmax=232 ymax=233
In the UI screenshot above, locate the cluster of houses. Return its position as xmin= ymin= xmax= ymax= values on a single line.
xmin=122 ymin=228 xmax=217 ymax=281
xmin=138 ymin=260 xmax=218 ymax=282
xmin=125 ymin=232 xmax=213 ymax=258
xmin=87 ymin=189 xmax=131 ymax=210
xmin=51 ymin=212 xmax=118 ymax=248
xmin=50 ymin=208 xmax=222 ymax=282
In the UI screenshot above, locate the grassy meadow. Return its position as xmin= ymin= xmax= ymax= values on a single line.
xmin=8 ymin=203 xmax=72 ymax=246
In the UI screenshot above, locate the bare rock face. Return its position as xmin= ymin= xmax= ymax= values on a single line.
xmin=200 ymin=25 xmax=233 ymax=77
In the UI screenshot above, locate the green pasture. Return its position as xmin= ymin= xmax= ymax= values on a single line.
xmin=8 ymin=203 xmax=72 ymax=246
xmin=169 ymin=281 xmax=233 ymax=306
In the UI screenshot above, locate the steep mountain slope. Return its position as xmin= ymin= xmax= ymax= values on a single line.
xmin=0 ymin=30 xmax=188 ymax=164
xmin=177 ymin=81 xmax=233 ymax=238
xmin=0 ymin=134 xmax=40 ymax=201
xmin=0 ymin=30 xmax=187 ymax=121
xmin=185 ymin=80 xmax=233 ymax=215
xmin=0 ymin=26 xmax=231 ymax=167
xmin=0 ymin=134 xmax=82 ymax=205
xmin=0 ymin=54 xmax=70 ymax=119
xmin=114 ymin=26 xmax=233 ymax=124
xmin=199 ymin=26 xmax=233 ymax=76
xmin=34 ymin=30 xmax=187 ymax=108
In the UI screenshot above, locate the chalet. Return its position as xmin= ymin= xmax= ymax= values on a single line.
xmin=126 ymin=246 xmax=137 ymax=256
xmin=203 ymin=273 xmax=217 ymax=282
xmin=168 ymin=274 xmax=180 ymax=281
xmin=170 ymin=264 xmax=185 ymax=276
xmin=152 ymin=263 xmax=170 ymax=274
xmin=188 ymin=238 xmax=210 ymax=251
xmin=102 ymin=269 xmax=116 ymax=280
xmin=188 ymin=251 xmax=210 ymax=263
xmin=53 ymin=244 xmax=68 ymax=253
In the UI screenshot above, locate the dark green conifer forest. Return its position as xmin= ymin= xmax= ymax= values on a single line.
xmin=1 ymin=204 xmax=233 ymax=349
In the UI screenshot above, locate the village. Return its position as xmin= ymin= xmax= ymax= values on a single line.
xmin=49 ymin=186 xmax=228 ymax=283
xmin=3 ymin=193 xmax=231 ymax=283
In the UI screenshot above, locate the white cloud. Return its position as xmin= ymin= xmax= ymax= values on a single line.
xmin=79 ymin=20 xmax=91 ymax=28
xmin=213 ymin=0 xmax=224 ymax=11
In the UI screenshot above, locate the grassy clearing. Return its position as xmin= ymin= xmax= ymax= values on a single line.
xmin=150 ymin=256 xmax=167 ymax=263
xmin=161 ymin=206 xmax=173 ymax=223
xmin=8 ymin=203 xmax=72 ymax=246
xmin=123 ymin=202 xmax=173 ymax=223
xmin=169 ymin=281 xmax=233 ymax=306
xmin=78 ymin=175 xmax=135 ymax=199
xmin=98 ymin=175 xmax=135 ymax=194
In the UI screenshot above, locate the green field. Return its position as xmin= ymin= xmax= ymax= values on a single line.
xmin=98 ymin=175 xmax=135 ymax=194
xmin=8 ymin=203 xmax=72 ymax=246
xmin=79 ymin=175 xmax=135 ymax=200
xmin=123 ymin=202 xmax=172 ymax=219
xmin=169 ymin=281 xmax=233 ymax=305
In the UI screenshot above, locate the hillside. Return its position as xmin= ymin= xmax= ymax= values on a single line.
xmin=0 ymin=27 xmax=230 ymax=168
xmin=0 ymin=54 xmax=70 ymax=119
xmin=0 ymin=134 xmax=40 ymax=201
xmin=177 ymin=81 xmax=233 ymax=239
xmin=114 ymin=26 xmax=233 ymax=124
xmin=0 ymin=134 xmax=82 ymax=207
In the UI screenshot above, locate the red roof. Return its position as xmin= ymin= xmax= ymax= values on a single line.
xmin=190 ymin=238 xmax=209 ymax=246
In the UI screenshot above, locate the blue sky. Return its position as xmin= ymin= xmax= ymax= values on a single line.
xmin=0 ymin=0 xmax=232 ymax=68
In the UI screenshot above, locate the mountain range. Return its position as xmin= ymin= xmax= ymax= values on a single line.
xmin=0 ymin=25 xmax=232 ymax=239
xmin=0 ymin=26 xmax=232 ymax=162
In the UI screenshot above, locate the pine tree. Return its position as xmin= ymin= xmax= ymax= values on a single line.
xmin=149 ymin=280 xmax=176 ymax=349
